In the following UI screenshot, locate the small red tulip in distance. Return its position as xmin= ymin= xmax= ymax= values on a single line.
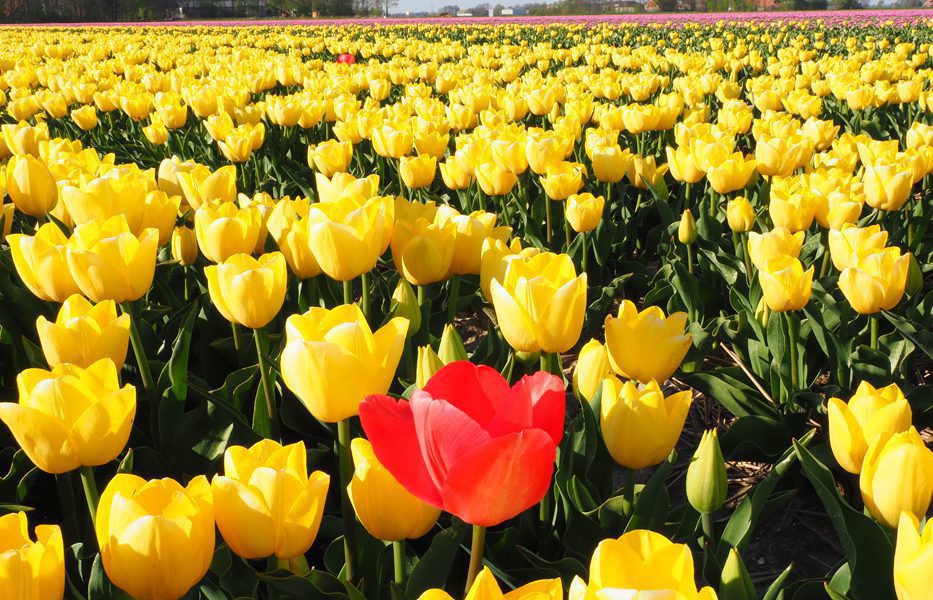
xmin=360 ymin=361 xmax=565 ymax=527
xmin=337 ymin=53 xmax=356 ymax=64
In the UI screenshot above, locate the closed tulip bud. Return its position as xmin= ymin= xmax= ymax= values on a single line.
xmin=758 ymin=256 xmax=813 ymax=312
xmin=6 ymin=154 xmax=57 ymax=217
xmin=720 ymin=548 xmax=757 ymax=600
xmin=572 ymin=339 xmax=611 ymax=403
xmin=307 ymin=196 xmax=389 ymax=281
xmin=747 ymin=227 xmax=805 ymax=271
xmin=894 ymin=512 xmax=933 ymax=600
xmin=828 ymin=381 xmax=912 ymax=475
xmin=67 ymin=215 xmax=159 ymax=303
xmin=839 ymin=247 xmax=910 ymax=314
xmin=8 ymin=223 xmax=81 ymax=302
xmin=71 ymin=105 xmax=98 ymax=131
xmin=0 ymin=359 xmax=135 ymax=473
xmin=212 ymin=440 xmax=329 ymax=559
xmin=438 ymin=323 xmax=468 ymax=364
xmin=308 ymin=140 xmax=353 ymax=178
xmin=172 ymin=226 xmax=198 ymax=266
xmin=390 ymin=279 xmax=421 ymax=336
xmin=205 ymin=253 xmax=287 ymax=329
xmin=0 ymin=512 xmax=64 ymax=600
xmin=416 ymin=345 xmax=445 ymax=389
xmin=601 ymin=377 xmax=692 ymax=469
xmin=860 ymin=427 xmax=933 ymax=529
xmin=678 ymin=209 xmax=697 ymax=244
xmin=686 ymin=429 xmax=728 ymax=514
xmin=726 ymin=197 xmax=755 ymax=233
xmin=565 ymin=193 xmax=605 ymax=233
xmin=349 ymin=438 xmax=440 ymax=542
xmin=400 ymin=154 xmax=437 ymax=190
xmin=195 ymin=199 xmax=262 ymax=263
xmin=281 ymin=304 xmax=408 ymax=422
xmin=863 ymin=163 xmax=913 ymax=211
xmin=568 ymin=529 xmax=718 ymax=600
xmin=36 ymin=294 xmax=130 ymax=369
xmin=491 ymin=252 xmax=587 ymax=354
xmin=604 ymin=300 xmax=691 ymax=384
xmin=475 ymin=162 xmax=518 ymax=196
xmin=97 ymin=474 xmax=214 ymax=600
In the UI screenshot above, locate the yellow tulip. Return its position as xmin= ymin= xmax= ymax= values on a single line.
xmin=8 ymin=223 xmax=82 ymax=302
xmin=66 ymin=215 xmax=159 ymax=303
xmin=768 ymin=183 xmax=818 ymax=233
xmin=436 ymin=207 xmax=510 ymax=276
xmin=755 ymin=135 xmax=811 ymax=178
xmin=400 ymin=154 xmax=437 ymax=190
xmin=218 ymin=130 xmax=254 ymax=163
xmin=566 ymin=193 xmax=605 ymax=234
xmin=0 ymin=512 xmax=64 ymax=600
xmin=6 ymin=154 xmax=58 ymax=216
xmin=747 ymin=227 xmax=805 ymax=271
xmin=391 ymin=216 xmax=456 ymax=286
xmin=541 ymin=162 xmax=585 ymax=201
xmin=838 ymin=247 xmax=910 ymax=314
xmin=194 ymin=200 xmax=262 ymax=263
xmin=862 ymin=163 xmax=914 ymax=211
xmin=307 ymin=195 xmax=390 ymax=281
xmin=479 ymin=237 xmax=539 ymax=301
xmin=491 ymin=139 xmax=528 ymax=175
xmin=212 ymin=440 xmax=329 ymax=559
xmin=36 ymin=294 xmax=130 ymax=370
xmin=726 ymin=197 xmax=755 ymax=233
xmin=490 ymin=252 xmax=587 ymax=354
xmin=420 ymin=567 xmax=561 ymax=600
xmin=526 ymin=132 xmax=565 ymax=175
xmin=0 ymin=359 xmax=135 ymax=474
xmin=372 ymin=123 xmax=414 ymax=158
xmin=758 ymin=256 xmax=813 ymax=312
xmin=71 ymin=105 xmax=98 ymax=131
xmin=439 ymin=154 xmax=473 ymax=190
xmin=572 ymin=339 xmax=611 ymax=403
xmin=157 ymin=156 xmax=199 ymax=198
xmin=860 ymin=427 xmax=933 ymax=529
xmin=894 ymin=512 xmax=933 ymax=600
xmin=414 ymin=129 xmax=450 ymax=160
xmin=308 ymin=140 xmax=353 ymax=177
xmin=0 ymin=202 xmax=13 ymax=241
xmin=348 ymin=437 xmax=439 ymax=541
xmin=2 ymin=121 xmax=49 ymax=157
xmin=707 ymin=152 xmax=758 ymax=194
xmin=270 ymin=217 xmax=322 ymax=279
xmin=828 ymin=224 xmax=888 ymax=271
xmin=590 ymin=144 xmax=631 ymax=183
xmin=828 ymin=381 xmax=912 ymax=475
xmin=665 ymin=145 xmax=705 ymax=184
xmin=475 ymin=162 xmax=518 ymax=196
xmin=678 ymin=209 xmax=697 ymax=245
xmin=686 ymin=429 xmax=728 ymax=514
xmin=626 ymin=154 xmax=668 ymax=190
xmin=170 ymin=226 xmax=197 ymax=267
xmin=315 ymin=171 xmax=380 ymax=205
xmin=97 ymin=474 xmax=214 ymax=600
xmin=143 ymin=121 xmax=169 ymax=145
xmin=604 ymin=300 xmax=691 ymax=384
xmin=280 ymin=304 xmax=408 ymax=423
xmin=205 ymin=253 xmax=287 ymax=330
xmin=568 ymin=530 xmax=717 ymax=600
xmin=177 ymin=164 xmax=237 ymax=210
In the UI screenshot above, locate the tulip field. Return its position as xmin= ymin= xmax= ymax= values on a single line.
xmin=0 ymin=13 xmax=931 ymax=600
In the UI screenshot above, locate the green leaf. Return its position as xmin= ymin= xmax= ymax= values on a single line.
xmin=405 ymin=524 xmax=467 ymax=597
xmin=883 ymin=310 xmax=933 ymax=360
xmin=159 ymin=302 xmax=199 ymax=453
xmin=626 ymin=451 xmax=675 ymax=532
xmin=681 ymin=370 xmax=779 ymax=419
xmin=761 ymin=563 xmax=794 ymax=600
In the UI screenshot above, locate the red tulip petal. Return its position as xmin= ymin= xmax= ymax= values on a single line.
xmin=422 ymin=361 xmax=510 ymax=427
xmin=513 ymin=372 xmax=566 ymax=445
xmin=359 ymin=394 xmax=442 ymax=507
xmin=411 ymin=391 xmax=491 ymax=491
xmin=440 ymin=429 xmax=557 ymax=527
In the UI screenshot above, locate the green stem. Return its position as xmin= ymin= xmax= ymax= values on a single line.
xmin=580 ymin=232 xmax=588 ymax=273
xmin=701 ymin=512 xmax=714 ymax=545
xmin=464 ymin=525 xmax=486 ymax=596
xmin=56 ymin=474 xmax=80 ymax=544
xmin=254 ymin=327 xmax=280 ymax=440
xmin=232 ymin=322 xmax=242 ymax=353
xmin=686 ymin=243 xmax=694 ymax=275
xmin=545 ymin=197 xmax=552 ymax=245
xmin=79 ymin=466 xmax=99 ymax=527
xmin=122 ymin=303 xmax=154 ymax=394
xmin=393 ymin=540 xmax=405 ymax=587
xmin=447 ymin=274 xmax=460 ymax=323
xmin=786 ymin=312 xmax=799 ymax=392
xmin=337 ymin=419 xmax=358 ymax=584
xmin=870 ymin=314 xmax=879 ymax=351
xmin=343 ymin=279 xmax=353 ymax=306
xmin=622 ymin=468 xmax=637 ymax=517
xmin=360 ymin=273 xmax=371 ymax=321
xmin=819 ymin=229 xmax=831 ymax=279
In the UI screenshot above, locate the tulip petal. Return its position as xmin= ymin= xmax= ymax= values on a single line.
xmin=0 ymin=404 xmax=78 ymax=474
xmin=421 ymin=361 xmax=509 ymax=426
xmin=411 ymin=393 xmax=492 ymax=491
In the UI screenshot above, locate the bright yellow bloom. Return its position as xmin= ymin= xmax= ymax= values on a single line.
xmin=541 ymin=162 xmax=585 ymax=201
xmin=828 ymin=224 xmax=888 ymax=271
xmin=479 ymin=237 xmax=539 ymax=301
xmin=894 ymin=512 xmax=933 ymax=600
xmin=280 ymin=304 xmax=408 ymax=423
xmin=194 ymin=200 xmax=262 ymax=263
xmin=308 ymin=140 xmax=353 ymax=177
xmin=604 ymin=300 xmax=691 ymax=384
xmin=726 ymin=197 xmax=755 ymax=233
xmin=838 ymin=247 xmax=910 ymax=314
xmin=565 ymin=193 xmax=605 ymax=234
xmin=707 ymin=152 xmax=757 ymax=194
xmin=306 ymin=195 xmax=390 ymax=281
xmin=349 ymin=438 xmax=439 ymax=541
xmin=758 ymin=255 xmax=813 ymax=312
xmin=862 ymin=163 xmax=914 ymax=211
xmin=372 ymin=123 xmax=414 ymax=158
xmin=665 ymin=145 xmax=704 ymax=184
xmin=400 ymin=154 xmax=437 ymax=190
xmin=177 ymin=164 xmax=237 ymax=210
xmin=71 ymin=105 xmax=98 ymax=131
xmin=391 ymin=215 xmax=456 ymax=285
xmin=490 ymin=252 xmax=587 ymax=354
xmin=860 ymin=427 xmax=933 ymax=529
xmin=0 ymin=359 xmax=135 ymax=474
xmin=205 ymin=253 xmax=287 ymax=329
xmin=36 ymin=294 xmax=130 ymax=369
xmin=0 ymin=512 xmax=64 ymax=600
xmin=747 ymin=227 xmax=804 ymax=271
xmin=420 ymin=567 xmax=561 ymax=600
xmin=171 ymin=226 xmax=199 ymax=266
xmin=627 ymin=154 xmax=668 ymax=190
xmin=212 ymin=440 xmax=329 ymax=559
xmin=8 ymin=223 xmax=81 ymax=302
xmin=96 ymin=474 xmax=214 ymax=600
xmin=6 ymin=154 xmax=58 ymax=217
xmin=590 ymin=144 xmax=631 ymax=183
xmin=572 ymin=339 xmax=611 ymax=403
xmin=828 ymin=381 xmax=912 ymax=475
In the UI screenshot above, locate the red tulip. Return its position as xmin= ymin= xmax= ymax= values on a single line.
xmin=337 ymin=53 xmax=356 ymax=64
xmin=360 ymin=361 xmax=565 ymax=527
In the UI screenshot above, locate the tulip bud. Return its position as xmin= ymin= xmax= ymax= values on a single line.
xmin=416 ymin=345 xmax=445 ymax=389
xmin=171 ymin=226 xmax=198 ymax=266
xmin=720 ymin=548 xmax=756 ymax=600
xmin=572 ymin=339 xmax=611 ymax=403
xmin=438 ymin=323 xmax=468 ymax=364
xmin=726 ymin=197 xmax=755 ymax=233
xmin=686 ymin=429 xmax=728 ymax=514
xmin=390 ymin=279 xmax=421 ymax=337
xmin=678 ymin=209 xmax=697 ymax=245
xmin=754 ymin=296 xmax=771 ymax=328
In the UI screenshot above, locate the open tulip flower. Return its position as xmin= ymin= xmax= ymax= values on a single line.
xmin=0 ymin=359 xmax=135 ymax=474
xmin=838 ymin=246 xmax=911 ymax=314
xmin=859 ymin=427 xmax=933 ymax=529
xmin=205 ymin=252 xmax=287 ymax=329
xmin=8 ymin=222 xmax=82 ymax=302
xmin=420 ymin=567 xmax=562 ymax=600
xmin=604 ymin=300 xmax=691 ymax=384
xmin=360 ymin=361 xmax=564 ymax=527
xmin=36 ymin=294 xmax=130 ymax=369
xmin=0 ymin=512 xmax=64 ymax=600
xmin=895 ymin=512 xmax=933 ymax=600
xmin=828 ymin=381 xmax=912 ymax=474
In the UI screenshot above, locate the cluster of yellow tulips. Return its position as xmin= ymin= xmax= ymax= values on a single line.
xmin=0 ymin=18 xmax=929 ymax=600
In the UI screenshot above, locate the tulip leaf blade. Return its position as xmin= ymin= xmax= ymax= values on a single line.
xmin=405 ymin=523 xmax=467 ymax=597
